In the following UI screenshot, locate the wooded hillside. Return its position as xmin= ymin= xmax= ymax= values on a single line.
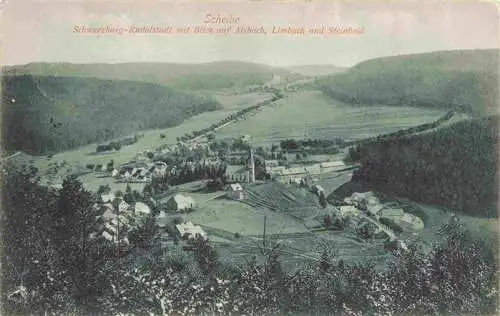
xmin=2 ymin=75 xmax=220 ymax=155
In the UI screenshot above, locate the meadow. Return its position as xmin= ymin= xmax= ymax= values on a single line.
xmin=214 ymin=91 xmax=447 ymax=147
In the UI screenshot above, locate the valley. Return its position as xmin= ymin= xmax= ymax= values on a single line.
xmin=2 ymin=49 xmax=498 ymax=316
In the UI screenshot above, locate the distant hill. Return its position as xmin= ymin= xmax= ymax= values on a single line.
xmin=2 ymin=75 xmax=220 ymax=155
xmin=2 ymin=61 xmax=304 ymax=91
xmin=340 ymin=115 xmax=498 ymax=217
xmin=285 ymin=65 xmax=346 ymax=77
xmin=319 ymin=49 xmax=499 ymax=115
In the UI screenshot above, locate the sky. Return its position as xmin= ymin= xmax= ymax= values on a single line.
xmin=1 ymin=0 xmax=498 ymax=67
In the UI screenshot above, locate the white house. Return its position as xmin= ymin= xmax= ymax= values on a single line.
xmin=240 ymin=134 xmax=251 ymax=143
xmin=134 ymin=202 xmax=151 ymax=215
xmin=111 ymin=168 xmax=119 ymax=178
xmin=320 ymin=161 xmax=345 ymax=169
xmin=101 ymin=194 xmax=115 ymax=203
xmin=165 ymin=194 xmax=196 ymax=212
xmin=227 ymin=183 xmax=245 ymax=200
xmin=338 ymin=205 xmax=360 ymax=218
xmin=176 ymin=221 xmax=207 ymax=240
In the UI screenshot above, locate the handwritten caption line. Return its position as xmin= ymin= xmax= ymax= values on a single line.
xmin=73 ymin=24 xmax=364 ymax=36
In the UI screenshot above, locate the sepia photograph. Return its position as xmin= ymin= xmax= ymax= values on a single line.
xmin=1 ymin=0 xmax=499 ymax=315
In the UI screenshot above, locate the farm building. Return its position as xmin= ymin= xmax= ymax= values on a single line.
xmin=311 ymin=184 xmax=325 ymax=196
xmin=344 ymin=191 xmax=380 ymax=206
xmin=176 ymin=221 xmax=207 ymax=240
xmin=165 ymin=194 xmax=196 ymax=212
xmin=101 ymin=194 xmax=115 ymax=203
xmin=320 ymin=161 xmax=345 ymax=169
xmin=240 ymin=134 xmax=251 ymax=143
xmin=389 ymin=213 xmax=424 ymax=230
xmin=378 ymin=208 xmax=405 ymax=218
xmin=337 ymin=205 xmax=360 ymax=217
xmin=111 ymin=169 xmax=119 ymax=177
xmin=227 ymin=183 xmax=245 ymax=200
xmin=155 ymin=211 xmax=168 ymax=228
xmin=366 ymin=203 xmax=384 ymax=216
xmin=134 ymin=202 xmax=151 ymax=215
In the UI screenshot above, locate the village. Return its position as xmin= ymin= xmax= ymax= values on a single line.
xmin=84 ymin=126 xmax=423 ymax=261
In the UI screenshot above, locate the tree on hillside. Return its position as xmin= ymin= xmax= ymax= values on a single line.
xmin=319 ymin=191 xmax=328 ymax=208
xmin=124 ymin=184 xmax=135 ymax=204
xmin=55 ymin=176 xmax=98 ymax=303
xmin=128 ymin=216 xmax=159 ymax=249
xmin=106 ymin=160 xmax=114 ymax=172
xmin=186 ymin=236 xmax=218 ymax=278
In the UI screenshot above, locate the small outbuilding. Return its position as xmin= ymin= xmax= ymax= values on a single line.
xmin=227 ymin=183 xmax=245 ymax=200
xmin=134 ymin=202 xmax=151 ymax=215
xmin=176 ymin=221 xmax=207 ymax=240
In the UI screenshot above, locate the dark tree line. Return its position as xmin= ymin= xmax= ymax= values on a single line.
xmin=1 ymin=164 xmax=111 ymax=314
xmin=348 ymin=115 xmax=499 ymax=217
xmin=280 ymin=138 xmax=345 ymax=151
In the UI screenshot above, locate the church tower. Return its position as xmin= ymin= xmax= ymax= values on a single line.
xmin=248 ymin=147 xmax=255 ymax=183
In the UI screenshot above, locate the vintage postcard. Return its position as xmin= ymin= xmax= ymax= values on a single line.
xmin=1 ymin=0 xmax=499 ymax=315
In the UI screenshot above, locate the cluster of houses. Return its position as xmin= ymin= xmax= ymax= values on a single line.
xmin=91 ymin=193 xmax=152 ymax=245
xmin=264 ymin=160 xmax=345 ymax=183
xmin=111 ymin=161 xmax=168 ymax=183
xmin=337 ymin=191 xmax=424 ymax=231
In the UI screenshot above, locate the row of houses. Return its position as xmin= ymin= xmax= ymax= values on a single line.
xmin=339 ymin=191 xmax=424 ymax=230
xmin=265 ymin=160 xmax=345 ymax=182
xmin=91 ymin=193 xmax=152 ymax=244
xmin=111 ymin=161 xmax=168 ymax=183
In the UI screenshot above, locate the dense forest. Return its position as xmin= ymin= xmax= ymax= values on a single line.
xmin=2 ymin=75 xmax=220 ymax=155
xmin=1 ymin=164 xmax=498 ymax=315
xmin=319 ymin=49 xmax=499 ymax=115
xmin=346 ymin=115 xmax=498 ymax=217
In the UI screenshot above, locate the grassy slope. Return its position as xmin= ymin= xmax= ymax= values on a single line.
xmin=2 ymin=75 xmax=220 ymax=155
xmin=319 ymin=49 xmax=499 ymax=115
xmin=2 ymin=61 xmax=304 ymax=91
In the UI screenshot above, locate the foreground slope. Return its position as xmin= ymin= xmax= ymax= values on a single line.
xmin=319 ymin=49 xmax=499 ymax=115
xmin=2 ymin=75 xmax=220 ymax=155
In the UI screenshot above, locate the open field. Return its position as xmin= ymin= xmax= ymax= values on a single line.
xmin=31 ymin=92 xmax=275 ymax=187
xmin=214 ymin=91 xmax=447 ymax=147
xmin=77 ymin=174 xmax=146 ymax=193
xmin=175 ymin=198 xmax=309 ymax=236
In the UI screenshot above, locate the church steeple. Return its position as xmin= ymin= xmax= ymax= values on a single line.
xmin=248 ymin=147 xmax=255 ymax=183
